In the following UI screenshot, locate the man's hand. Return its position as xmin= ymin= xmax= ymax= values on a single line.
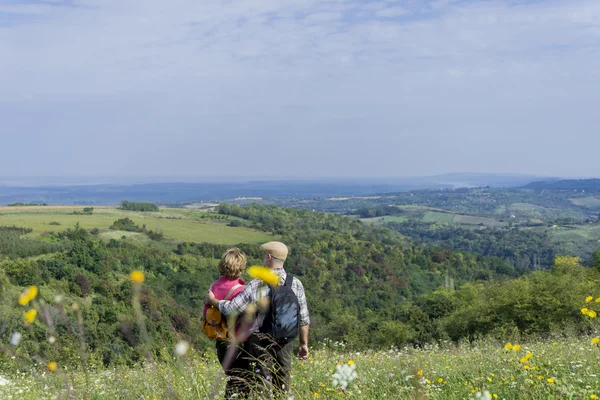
xmin=206 ymin=290 xmax=218 ymax=307
xmin=297 ymin=324 xmax=309 ymax=360
xmin=297 ymin=344 xmax=309 ymax=360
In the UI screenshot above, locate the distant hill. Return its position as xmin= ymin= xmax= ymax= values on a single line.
xmin=0 ymin=173 xmax=550 ymax=205
xmin=524 ymin=179 xmax=600 ymax=190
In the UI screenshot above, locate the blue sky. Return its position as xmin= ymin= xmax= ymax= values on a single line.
xmin=1 ymin=0 xmax=599 ymax=178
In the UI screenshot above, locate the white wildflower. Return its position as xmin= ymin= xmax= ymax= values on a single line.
xmin=175 ymin=340 xmax=189 ymax=356
xmin=332 ymin=363 xmax=357 ymax=390
xmin=471 ymin=391 xmax=492 ymax=400
xmin=10 ymin=332 xmax=22 ymax=346
xmin=48 ymin=336 xmax=56 ymax=344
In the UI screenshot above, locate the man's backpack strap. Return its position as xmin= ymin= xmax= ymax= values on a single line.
xmin=224 ymin=284 xmax=242 ymax=301
xmin=284 ymin=274 xmax=293 ymax=288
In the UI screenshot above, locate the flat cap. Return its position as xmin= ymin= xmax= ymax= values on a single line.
xmin=260 ymin=241 xmax=289 ymax=262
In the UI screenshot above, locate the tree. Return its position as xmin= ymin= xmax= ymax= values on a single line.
xmin=593 ymin=251 xmax=600 ymax=272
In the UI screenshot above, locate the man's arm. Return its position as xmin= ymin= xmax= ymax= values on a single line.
xmin=206 ymin=283 xmax=255 ymax=316
xmin=297 ymin=324 xmax=309 ymax=360
xmin=295 ymin=279 xmax=310 ymax=326
xmin=294 ymin=278 xmax=310 ymax=359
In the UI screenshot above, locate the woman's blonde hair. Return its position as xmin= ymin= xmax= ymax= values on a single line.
xmin=218 ymin=248 xmax=247 ymax=279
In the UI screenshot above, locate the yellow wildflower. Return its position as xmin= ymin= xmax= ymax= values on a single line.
xmin=18 ymin=293 xmax=28 ymax=306
xmin=504 ymin=343 xmax=513 ymax=351
xmin=591 ymin=395 xmax=598 ymax=399
xmin=130 ymin=270 xmax=145 ymax=284
xmin=582 ymin=307 xmax=590 ymax=316
xmin=547 ymin=378 xmax=555 ymax=384
xmin=524 ymin=365 xmax=530 ymax=370
xmin=426 ymin=379 xmax=431 ymax=385
xmin=18 ymin=286 xmax=38 ymax=306
xmin=512 ymin=344 xmax=521 ymax=351
xmin=348 ymin=360 xmax=355 ymax=366
xmin=437 ymin=378 xmax=443 ymax=383
xmin=24 ymin=309 xmax=37 ymax=324
xmin=47 ymin=362 xmax=57 ymax=372
xmin=520 ymin=357 xmax=528 ymax=363
xmin=586 ymin=296 xmax=594 ymax=303
xmin=596 ymin=298 xmax=600 ymax=303
xmin=247 ymin=266 xmax=280 ymax=286
xmin=525 ymin=352 xmax=533 ymax=359
xmin=417 ymin=369 xmax=423 ymax=376
xmin=493 ymin=395 xmax=498 ymax=399
xmin=592 ymin=337 xmax=600 ymax=345
xmin=589 ymin=310 xmax=598 ymax=318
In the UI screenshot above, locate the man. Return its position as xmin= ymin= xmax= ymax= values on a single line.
xmin=207 ymin=241 xmax=310 ymax=395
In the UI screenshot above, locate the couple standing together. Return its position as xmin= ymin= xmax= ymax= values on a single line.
xmin=205 ymin=241 xmax=310 ymax=398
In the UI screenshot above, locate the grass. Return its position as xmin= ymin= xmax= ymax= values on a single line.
xmin=0 ymin=206 xmax=276 ymax=245
xmin=453 ymin=215 xmax=508 ymax=228
xmin=2 ymin=336 xmax=600 ymax=399
xmin=510 ymin=203 xmax=546 ymax=211
xmin=422 ymin=212 xmax=457 ymax=224
xmin=420 ymin=211 xmax=507 ymax=227
xmin=360 ymin=215 xmax=408 ymax=225
xmin=551 ymin=225 xmax=600 ymax=242
xmin=571 ymin=197 xmax=600 ymax=209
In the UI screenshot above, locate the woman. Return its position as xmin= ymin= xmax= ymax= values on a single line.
xmin=203 ymin=248 xmax=249 ymax=398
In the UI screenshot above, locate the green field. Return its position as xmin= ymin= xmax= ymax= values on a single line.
xmin=510 ymin=202 xmax=545 ymax=211
xmin=0 ymin=206 xmax=276 ymax=244
xmin=360 ymin=215 xmax=408 ymax=225
xmin=453 ymin=214 xmax=508 ymax=227
xmin=2 ymin=336 xmax=599 ymax=399
xmin=422 ymin=211 xmax=457 ymax=224
xmin=551 ymin=225 xmax=600 ymax=242
xmin=571 ymin=197 xmax=600 ymax=208
xmin=420 ymin=211 xmax=508 ymax=227
xmin=546 ymin=224 xmax=600 ymax=260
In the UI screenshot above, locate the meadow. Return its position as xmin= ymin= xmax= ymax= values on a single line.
xmin=421 ymin=211 xmax=507 ymax=227
xmin=1 ymin=336 xmax=599 ymax=399
xmin=571 ymin=197 xmax=600 ymax=209
xmin=360 ymin=215 xmax=408 ymax=225
xmin=0 ymin=206 xmax=276 ymax=244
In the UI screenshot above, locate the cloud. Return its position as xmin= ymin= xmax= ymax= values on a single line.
xmin=374 ymin=7 xmax=408 ymax=18
xmin=1 ymin=0 xmax=600 ymax=177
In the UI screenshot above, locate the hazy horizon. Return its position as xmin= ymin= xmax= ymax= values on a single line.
xmin=2 ymin=0 xmax=599 ymax=178
xmin=0 ymin=171 xmax=575 ymax=188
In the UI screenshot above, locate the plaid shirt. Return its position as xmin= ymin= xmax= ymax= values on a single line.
xmin=218 ymin=268 xmax=310 ymax=332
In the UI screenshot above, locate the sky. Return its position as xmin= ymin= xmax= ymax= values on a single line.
xmin=1 ymin=0 xmax=599 ymax=179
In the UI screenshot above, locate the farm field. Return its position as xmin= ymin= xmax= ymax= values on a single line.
xmin=1 ymin=336 xmax=599 ymax=399
xmin=551 ymin=225 xmax=600 ymax=242
xmin=360 ymin=215 xmax=408 ymax=225
xmin=0 ymin=206 xmax=276 ymax=244
xmin=453 ymin=214 xmax=508 ymax=228
xmin=363 ymin=209 xmax=509 ymax=228
xmin=571 ymin=197 xmax=600 ymax=208
xmin=510 ymin=203 xmax=546 ymax=211
xmin=422 ymin=211 xmax=458 ymax=224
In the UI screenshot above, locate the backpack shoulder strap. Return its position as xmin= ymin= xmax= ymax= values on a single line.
xmin=224 ymin=284 xmax=242 ymax=300
xmin=284 ymin=274 xmax=293 ymax=288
